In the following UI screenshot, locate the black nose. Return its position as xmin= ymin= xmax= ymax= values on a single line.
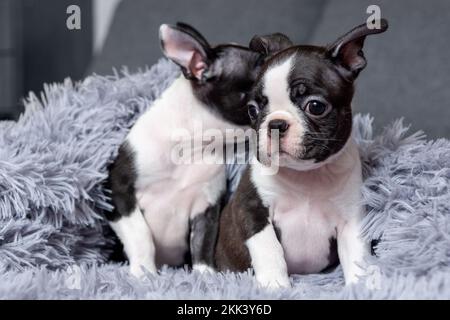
xmin=268 ymin=119 xmax=289 ymax=137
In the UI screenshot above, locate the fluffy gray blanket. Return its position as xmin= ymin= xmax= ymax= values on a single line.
xmin=0 ymin=59 xmax=449 ymax=299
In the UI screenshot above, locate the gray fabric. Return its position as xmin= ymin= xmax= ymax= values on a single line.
xmin=1 ymin=59 xmax=449 ymax=299
xmin=310 ymin=0 xmax=450 ymax=139
xmin=0 ymin=265 xmax=449 ymax=299
xmin=91 ymin=0 xmax=325 ymax=74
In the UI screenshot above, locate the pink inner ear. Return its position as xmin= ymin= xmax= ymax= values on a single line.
xmin=161 ymin=26 xmax=208 ymax=80
xmin=189 ymin=52 xmax=207 ymax=79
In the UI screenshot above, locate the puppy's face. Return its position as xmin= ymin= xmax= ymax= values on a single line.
xmin=191 ymin=44 xmax=263 ymax=125
xmin=160 ymin=23 xmax=292 ymax=126
xmin=251 ymin=47 xmax=354 ymax=167
xmin=249 ymin=21 xmax=388 ymax=168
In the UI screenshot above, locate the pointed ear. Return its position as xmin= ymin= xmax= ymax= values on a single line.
xmin=327 ymin=19 xmax=388 ymax=80
xmin=249 ymin=33 xmax=293 ymax=56
xmin=159 ymin=23 xmax=212 ymax=81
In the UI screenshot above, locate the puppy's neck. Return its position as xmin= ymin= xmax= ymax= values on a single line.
xmin=160 ymin=76 xmax=201 ymax=112
xmin=159 ymin=76 xmax=244 ymax=133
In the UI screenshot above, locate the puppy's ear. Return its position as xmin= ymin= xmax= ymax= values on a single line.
xmin=327 ymin=19 xmax=388 ymax=80
xmin=159 ymin=23 xmax=213 ymax=81
xmin=249 ymin=33 xmax=293 ymax=56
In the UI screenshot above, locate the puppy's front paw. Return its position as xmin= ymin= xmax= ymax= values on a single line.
xmin=344 ymin=266 xmax=367 ymax=286
xmin=129 ymin=262 xmax=157 ymax=279
xmin=193 ymin=263 xmax=215 ymax=274
xmin=256 ymin=273 xmax=291 ymax=290
xmin=345 ymin=273 xmax=361 ymax=286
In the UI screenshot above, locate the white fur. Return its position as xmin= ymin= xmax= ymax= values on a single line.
xmin=246 ymin=224 xmax=291 ymax=289
xmin=251 ymin=137 xmax=368 ymax=283
xmin=258 ymin=56 xmax=307 ymax=166
xmin=338 ymin=218 xmax=369 ymax=285
xmin=110 ymin=208 xmax=156 ymax=278
xmin=112 ymin=76 xmax=240 ymax=272
xmin=193 ymin=263 xmax=215 ymax=274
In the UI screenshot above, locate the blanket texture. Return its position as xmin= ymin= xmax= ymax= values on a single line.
xmin=0 ymin=59 xmax=449 ymax=299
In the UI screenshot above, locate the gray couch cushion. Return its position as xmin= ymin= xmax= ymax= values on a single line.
xmin=310 ymin=0 xmax=450 ymax=138
xmin=91 ymin=0 xmax=325 ymax=74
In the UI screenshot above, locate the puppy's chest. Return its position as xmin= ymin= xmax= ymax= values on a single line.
xmin=271 ymin=191 xmax=341 ymax=274
xmin=260 ymin=176 xmax=347 ymax=274
xmin=137 ymin=163 xmax=225 ymax=221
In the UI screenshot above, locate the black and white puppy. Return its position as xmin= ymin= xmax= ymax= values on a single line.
xmin=215 ymin=20 xmax=388 ymax=288
xmin=106 ymin=23 xmax=290 ymax=277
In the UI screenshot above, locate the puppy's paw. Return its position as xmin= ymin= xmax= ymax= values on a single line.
xmin=344 ymin=266 xmax=367 ymax=286
xmin=193 ymin=263 xmax=215 ymax=274
xmin=256 ymin=273 xmax=291 ymax=290
xmin=345 ymin=274 xmax=361 ymax=286
xmin=129 ymin=263 xmax=157 ymax=279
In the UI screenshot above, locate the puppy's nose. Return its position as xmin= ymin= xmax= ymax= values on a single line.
xmin=268 ymin=119 xmax=289 ymax=137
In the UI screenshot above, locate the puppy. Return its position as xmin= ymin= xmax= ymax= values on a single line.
xmin=106 ymin=23 xmax=291 ymax=277
xmin=215 ymin=20 xmax=389 ymax=288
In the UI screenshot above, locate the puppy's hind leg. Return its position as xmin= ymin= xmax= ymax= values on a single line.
xmin=190 ymin=167 xmax=228 ymax=273
xmin=190 ymin=199 xmax=222 ymax=273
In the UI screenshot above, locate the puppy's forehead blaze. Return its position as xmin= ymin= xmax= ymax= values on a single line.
xmin=262 ymin=55 xmax=295 ymax=108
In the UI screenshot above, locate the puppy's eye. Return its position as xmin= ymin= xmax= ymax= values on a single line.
xmin=305 ymin=100 xmax=330 ymax=117
xmin=239 ymin=92 xmax=246 ymax=101
xmin=247 ymin=102 xmax=260 ymax=121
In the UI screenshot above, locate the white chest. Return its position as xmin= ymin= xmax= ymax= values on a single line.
xmin=252 ymin=140 xmax=363 ymax=274
xmin=271 ymin=189 xmax=341 ymax=274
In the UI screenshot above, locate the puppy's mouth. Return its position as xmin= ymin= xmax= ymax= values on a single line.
xmin=268 ymin=149 xmax=297 ymax=159
xmin=264 ymin=137 xmax=304 ymax=159
xmin=259 ymin=141 xmax=305 ymax=167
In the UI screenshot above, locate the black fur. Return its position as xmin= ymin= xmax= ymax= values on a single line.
xmin=321 ymin=236 xmax=339 ymax=273
xmin=249 ymin=33 xmax=293 ymax=57
xmin=189 ymin=192 xmax=226 ymax=268
xmin=215 ymin=168 xmax=270 ymax=271
xmin=105 ymin=142 xmax=137 ymax=222
xmin=192 ymin=45 xmax=263 ymax=126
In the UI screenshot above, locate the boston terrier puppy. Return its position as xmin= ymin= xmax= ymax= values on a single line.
xmin=106 ymin=23 xmax=291 ymax=277
xmin=215 ymin=20 xmax=389 ymax=288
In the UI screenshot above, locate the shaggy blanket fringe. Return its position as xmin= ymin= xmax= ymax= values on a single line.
xmin=0 ymin=59 xmax=449 ymax=299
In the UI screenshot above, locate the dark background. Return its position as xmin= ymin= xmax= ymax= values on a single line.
xmin=0 ymin=0 xmax=92 ymax=119
xmin=1 ymin=0 xmax=449 ymax=138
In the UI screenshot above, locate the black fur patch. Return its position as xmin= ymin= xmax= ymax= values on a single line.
xmin=105 ymin=142 xmax=137 ymax=222
xmin=321 ymin=236 xmax=339 ymax=273
xmin=190 ymin=192 xmax=226 ymax=268
xmin=215 ymin=168 xmax=270 ymax=272
xmin=192 ymin=45 xmax=263 ymax=126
